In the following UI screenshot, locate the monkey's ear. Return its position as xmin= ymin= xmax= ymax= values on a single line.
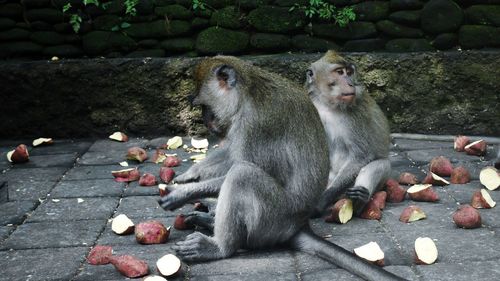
xmin=306 ymin=68 xmax=314 ymax=84
xmin=215 ymin=65 xmax=237 ymax=90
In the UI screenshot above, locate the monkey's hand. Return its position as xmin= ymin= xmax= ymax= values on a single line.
xmin=174 ymin=170 xmax=200 ymax=184
xmin=158 ymin=190 xmax=188 ymax=211
xmin=346 ymin=186 xmax=370 ymax=203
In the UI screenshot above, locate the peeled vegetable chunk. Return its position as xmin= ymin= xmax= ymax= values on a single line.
xmin=156 ymin=254 xmax=182 ymax=277
xmin=135 ymin=220 xmax=170 ymax=244
xmin=471 ymin=189 xmax=496 ymax=209
xmin=422 ymin=172 xmax=450 ymax=186
xmin=414 ymin=237 xmax=438 ymax=265
xmin=359 ymin=200 xmax=382 ymax=220
xmin=353 ymin=241 xmax=384 ymax=266
xmin=324 ymin=198 xmax=353 ymax=224
xmin=87 ymin=245 xmax=113 ymax=265
xmin=6 ymin=144 xmax=29 ymax=163
xmin=399 ymin=205 xmax=426 ymax=223
xmin=112 ymin=168 xmax=140 ymax=183
xmin=112 ymin=214 xmax=135 ymax=235
xmin=127 ymin=147 xmax=148 ymax=162
xmin=479 ymin=167 xmax=500 ymax=191
xmin=454 ymin=135 xmax=470 ymax=152
xmin=110 ymin=255 xmax=149 ymax=278
xmin=464 ymin=140 xmax=487 ymax=156
xmin=109 ymin=132 xmax=128 ymax=142
xmin=32 ymin=137 xmax=53 ymax=147
xmin=407 ymin=184 xmax=439 ymax=202
xmin=139 ymin=173 xmax=157 ymax=186
xmin=160 ymin=167 xmax=175 ymax=184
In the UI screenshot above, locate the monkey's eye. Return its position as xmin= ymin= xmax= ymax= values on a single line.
xmin=346 ymin=68 xmax=353 ymax=76
xmin=306 ymin=69 xmax=313 ymax=77
xmin=336 ymin=69 xmax=344 ymax=75
xmin=328 ymin=82 xmax=335 ymax=87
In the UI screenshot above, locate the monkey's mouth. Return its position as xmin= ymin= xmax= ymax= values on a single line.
xmin=341 ymin=93 xmax=355 ymax=97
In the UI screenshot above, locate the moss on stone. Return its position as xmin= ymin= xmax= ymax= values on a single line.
xmin=291 ymin=35 xmax=338 ymax=52
xmin=0 ymin=28 xmax=31 ymax=41
xmin=376 ymin=20 xmax=423 ymax=38
xmin=160 ymin=37 xmax=195 ymax=52
xmin=389 ymin=10 xmax=421 ymax=26
xmin=458 ymin=25 xmax=500 ymax=49
xmin=353 ymin=1 xmax=390 ymax=21
xmin=93 ymin=15 xmax=122 ymax=31
xmin=385 ymin=38 xmax=434 ymax=52
xmin=42 ymin=44 xmax=83 ymax=57
xmin=250 ymin=33 xmax=290 ymax=50
xmin=126 ymin=20 xmax=190 ymax=38
xmin=0 ymin=41 xmax=43 ymax=57
xmin=210 ymin=6 xmax=241 ymax=29
xmin=421 ymin=0 xmax=463 ymax=34
xmin=154 ymin=4 xmax=193 ymax=19
xmin=248 ymin=6 xmax=305 ymax=33
xmin=432 ymin=33 xmax=457 ymax=50
xmin=196 ymin=26 xmax=249 ymax=54
xmin=0 ymin=18 xmax=16 ymax=31
xmin=82 ymin=31 xmax=137 ymax=55
xmin=465 ymin=5 xmax=500 ymax=26
xmin=30 ymin=31 xmax=66 ymax=45
xmin=313 ymin=21 xmax=377 ymax=40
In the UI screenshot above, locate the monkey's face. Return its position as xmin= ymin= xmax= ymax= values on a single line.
xmin=306 ymin=54 xmax=363 ymax=110
xmin=192 ymin=58 xmax=242 ymax=130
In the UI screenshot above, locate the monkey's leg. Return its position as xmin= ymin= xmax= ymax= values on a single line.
xmin=158 ymin=177 xmax=224 ymax=211
xmin=175 ymin=148 xmax=231 ymax=183
xmin=184 ymin=211 xmax=215 ymax=232
xmin=348 ymin=159 xmax=391 ymax=215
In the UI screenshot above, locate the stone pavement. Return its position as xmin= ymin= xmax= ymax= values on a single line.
xmin=0 ymin=135 xmax=499 ymax=281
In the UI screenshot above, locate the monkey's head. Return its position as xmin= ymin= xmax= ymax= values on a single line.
xmin=306 ymin=50 xmax=363 ymax=110
xmin=192 ymin=56 xmax=247 ymax=134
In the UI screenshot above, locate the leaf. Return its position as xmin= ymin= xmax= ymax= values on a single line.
xmin=62 ymin=3 xmax=72 ymax=13
xmin=111 ymin=25 xmax=119 ymax=31
xmin=120 ymin=22 xmax=131 ymax=29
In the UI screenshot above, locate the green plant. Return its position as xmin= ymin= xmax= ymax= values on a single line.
xmin=192 ymin=0 xmax=206 ymax=10
xmin=62 ymin=0 xmax=139 ymax=32
xmin=290 ymin=0 xmax=356 ymax=27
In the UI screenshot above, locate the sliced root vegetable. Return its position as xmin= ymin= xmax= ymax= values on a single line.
xmin=174 ymin=214 xmax=195 ymax=230
xmin=156 ymin=254 xmax=182 ymax=277
xmin=127 ymin=147 xmax=148 ymax=163
xmin=429 ymin=156 xmax=453 ymax=177
xmin=353 ymin=241 xmax=384 ymax=266
xmin=112 ymin=168 xmax=140 ymax=182
xmin=454 ymin=135 xmax=470 ymax=152
xmin=414 ymin=237 xmax=438 ymax=265
xmin=110 ymin=255 xmax=149 ymax=278
xmin=422 ymin=172 xmax=450 ymax=186
xmin=160 ymin=167 xmax=175 ymax=184
xmin=479 ymin=166 xmax=500 ymax=191
xmin=143 ymin=275 xmax=168 ymax=281
xmin=158 ymin=184 xmax=169 ymax=197
xmin=450 ymin=166 xmax=470 ymax=184
xmin=407 ymin=184 xmax=439 ymax=202
xmin=359 ymin=200 xmax=382 ymax=220
xmin=32 ymin=137 xmax=53 ymax=147
xmin=166 ymin=136 xmax=183 ymax=149
xmin=371 ymin=191 xmax=387 ymax=210
xmin=398 ymin=172 xmax=419 ymax=185
xmin=152 ymin=149 xmax=167 ymax=164
xmin=191 ymin=138 xmax=209 ymax=149
xmin=324 ymin=198 xmax=353 ymax=224
xmin=112 ymin=214 xmax=135 ymax=235
xmin=135 ymin=221 xmax=170 ymax=244
xmin=453 ymin=204 xmax=481 ymax=229
xmin=193 ymin=201 xmax=209 ymax=212
xmin=385 ymin=179 xmax=407 ymax=203
xmin=471 ymin=189 xmax=496 ymax=209
xmin=163 ymin=156 xmax=181 ymax=167
xmin=139 ymin=173 xmax=157 ymax=186
xmin=109 ymin=132 xmax=128 ymax=142
xmin=87 ymin=245 xmax=113 ymax=265
xmin=464 ymin=139 xmax=487 ymax=156
xmin=399 ymin=205 xmax=426 ymax=223
xmin=6 ymin=144 xmax=29 ymax=163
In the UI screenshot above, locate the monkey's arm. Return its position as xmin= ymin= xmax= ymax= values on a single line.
xmin=291 ymin=228 xmax=407 ymax=281
xmin=175 ymin=147 xmax=232 ymax=183
xmin=159 ymin=176 xmax=224 ymax=211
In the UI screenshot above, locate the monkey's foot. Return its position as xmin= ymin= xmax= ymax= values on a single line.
xmin=172 ymin=232 xmax=223 ymax=262
xmin=185 ymin=211 xmax=215 ymax=232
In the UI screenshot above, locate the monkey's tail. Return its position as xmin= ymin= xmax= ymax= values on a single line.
xmin=290 ymin=228 xmax=408 ymax=281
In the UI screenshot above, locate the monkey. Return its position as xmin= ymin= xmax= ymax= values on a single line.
xmin=305 ymin=51 xmax=392 ymax=216
xmin=158 ymin=56 xmax=406 ymax=281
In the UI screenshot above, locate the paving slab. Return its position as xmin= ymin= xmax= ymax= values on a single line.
xmin=27 ymin=140 xmax=93 ymax=156
xmin=88 ymin=138 xmax=149 ymax=152
xmin=77 ymin=150 xmax=131 ymax=166
xmin=190 ymin=273 xmax=298 ymax=281
xmin=1 ymin=220 xmax=106 ymax=250
xmin=6 ymin=180 xmax=56 ymax=201
xmin=63 ymin=165 xmax=123 ymax=180
xmin=115 ymin=195 xmax=193 ymax=219
xmin=0 ymin=200 xmax=37 ymax=225
xmin=50 ymin=179 xmax=125 ymax=198
xmin=26 ymin=197 xmax=119 ymax=222
xmin=392 ymin=139 xmax=453 ymax=151
xmin=0 ymin=225 xmax=14 ymax=242
xmin=310 ymin=217 xmax=386 ymax=237
xmin=0 ymin=167 xmax=68 ymax=182
xmin=416 ymin=260 xmax=500 ymax=281
xmin=405 ymin=148 xmax=485 ymax=165
xmin=0 ymin=247 xmax=88 ymax=281
xmin=74 ymin=244 xmax=184 ymax=281
xmin=9 ymin=153 xmax=78 ymax=169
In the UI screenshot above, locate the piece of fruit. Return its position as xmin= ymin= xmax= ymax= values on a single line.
xmin=174 ymin=214 xmax=195 ymax=230
xmin=158 ymin=184 xmax=169 ymax=197
xmin=453 ymin=204 xmax=481 ymax=229
xmin=193 ymin=202 xmax=209 ymax=212
xmin=464 ymin=140 xmax=487 ymax=156
xmin=156 ymin=254 xmax=182 ymax=277
xmin=471 ymin=189 xmax=496 ymax=209
xmin=191 ymin=138 xmax=209 ymax=149
xmin=479 ymin=166 xmax=500 ymax=191
xmin=135 ymin=221 xmax=170 ymax=244
xmin=407 ymin=184 xmax=439 ymax=202
xmin=324 ymin=198 xmax=353 ymax=224
xmin=109 ymin=132 xmax=128 ymax=142
xmin=139 ymin=173 xmax=157 ymax=186
xmin=152 ymin=149 xmax=166 ymax=164
xmin=143 ymin=276 xmax=167 ymax=281
xmin=371 ymin=191 xmax=387 ymax=210
xmin=353 ymin=241 xmax=384 ymax=266
xmin=166 ymin=136 xmax=183 ymax=149
xmin=454 ymin=135 xmax=470 ymax=152
xmin=127 ymin=147 xmax=148 ymax=163
xmin=414 ymin=237 xmax=438 ymax=265
xmin=6 ymin=144 xmax=29 ymax=163
xmin=160 ymin=167 xmax=175 ymax=184
xmin=32 ymin=137 xmax=53 ymax=147
xmin=112 ymin=214 xmax=135 ymax=235
xmin=163 ymin=156 xmax=181 ymax=167
xmin=87 ymin=245 xmax=113 ymax=265
xmin=385 ymin=179 xmax=407 ymax=203
xmin=399 ymin=205 xmax=426 ymax=223
xmin=450 ymin=166 xmax=470 ymax=184
xmin=429 ymin=156 xmax=453 ymax=177
xmin=359 ymin=200 xmax=382 ymax=220
xmin=398 ymin=172 xmax=418 ymax=185
xmin=112 ymin=168 xmax=140 ymax=182
xmin=422 ymin=172 xmax=450 ymax=186
xmin=110 ymin=255 xmax=149 ymax=278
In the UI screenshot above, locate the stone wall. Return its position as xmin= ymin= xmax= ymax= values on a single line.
xmin=1 ymin=51 xmax=499 ymax=138
xmin=1 ymin=0 xmax=500 ymax=59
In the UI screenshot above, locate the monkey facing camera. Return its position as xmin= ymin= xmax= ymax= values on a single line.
xmin=157 ymin=56 xmax=406 ymax=281
xmin=306 ymin=51 xmax=392 ymax=217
